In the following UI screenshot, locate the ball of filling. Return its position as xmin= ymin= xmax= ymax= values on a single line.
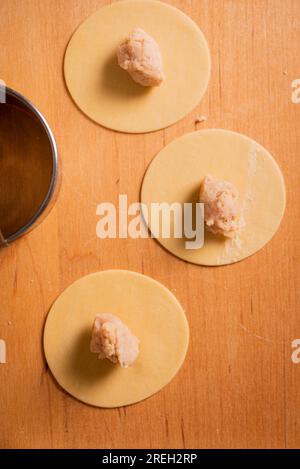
xmin=199 ymin=175 xmax=242 ymax=237
xmin=117 ymin=28 xmax=165 ymax=87
xmin=90 ymin=313 xmax=139 ymax=367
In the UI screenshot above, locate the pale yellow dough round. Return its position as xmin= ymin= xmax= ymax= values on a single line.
xmin=141 ymin=129 xmax=286 ymax=266
xmin=64 ymin=0 xmax=211 ymax=133
xmin=44 ymin=270 xmax=189 ymax=407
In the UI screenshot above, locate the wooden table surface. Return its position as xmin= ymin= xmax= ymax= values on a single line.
xmin=0 ymin=0 xmax=299 ymax=449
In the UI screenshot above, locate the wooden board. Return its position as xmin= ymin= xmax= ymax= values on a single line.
xmin=0 ymin=0 xmax=299 ymax=449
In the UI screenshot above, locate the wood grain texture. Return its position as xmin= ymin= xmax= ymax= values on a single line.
xmin=0 ymin=0 xmax=299 ymax=449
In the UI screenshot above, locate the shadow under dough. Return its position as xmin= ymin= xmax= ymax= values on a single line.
xmin=68 ymin=328 xmax=114 ymax=384
xmin=100 ymin=52 xmax=152 ymax=99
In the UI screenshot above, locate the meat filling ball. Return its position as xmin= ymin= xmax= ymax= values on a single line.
xmin=90 ymin=313 xmax=139 ymax=368
xmin=117 ymin=28 xmax=165 ymax=87
xmin=199 ymin=175 xmax=242 ymax=237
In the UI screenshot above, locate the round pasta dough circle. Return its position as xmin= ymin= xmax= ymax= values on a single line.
xmin=141 ymin=129 xmax=286 ymax=266
xmin=44 ymin=270 xmax=189 ymax=407
xmin=64 ymin=0 xmax=211 ymax=133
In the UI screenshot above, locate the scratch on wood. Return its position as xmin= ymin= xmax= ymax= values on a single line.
xmin=238 ymin=322 xmax=284 ymax=345
xmin=63 ymin=396 xmax=69 ymax=434
xmin=165 ymin=416 xmax=169 ymax=437
xmin=25 ymin=240 xmax=45 ymax=305
xmin=181 ymin=417 xmax=186 ymax=448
